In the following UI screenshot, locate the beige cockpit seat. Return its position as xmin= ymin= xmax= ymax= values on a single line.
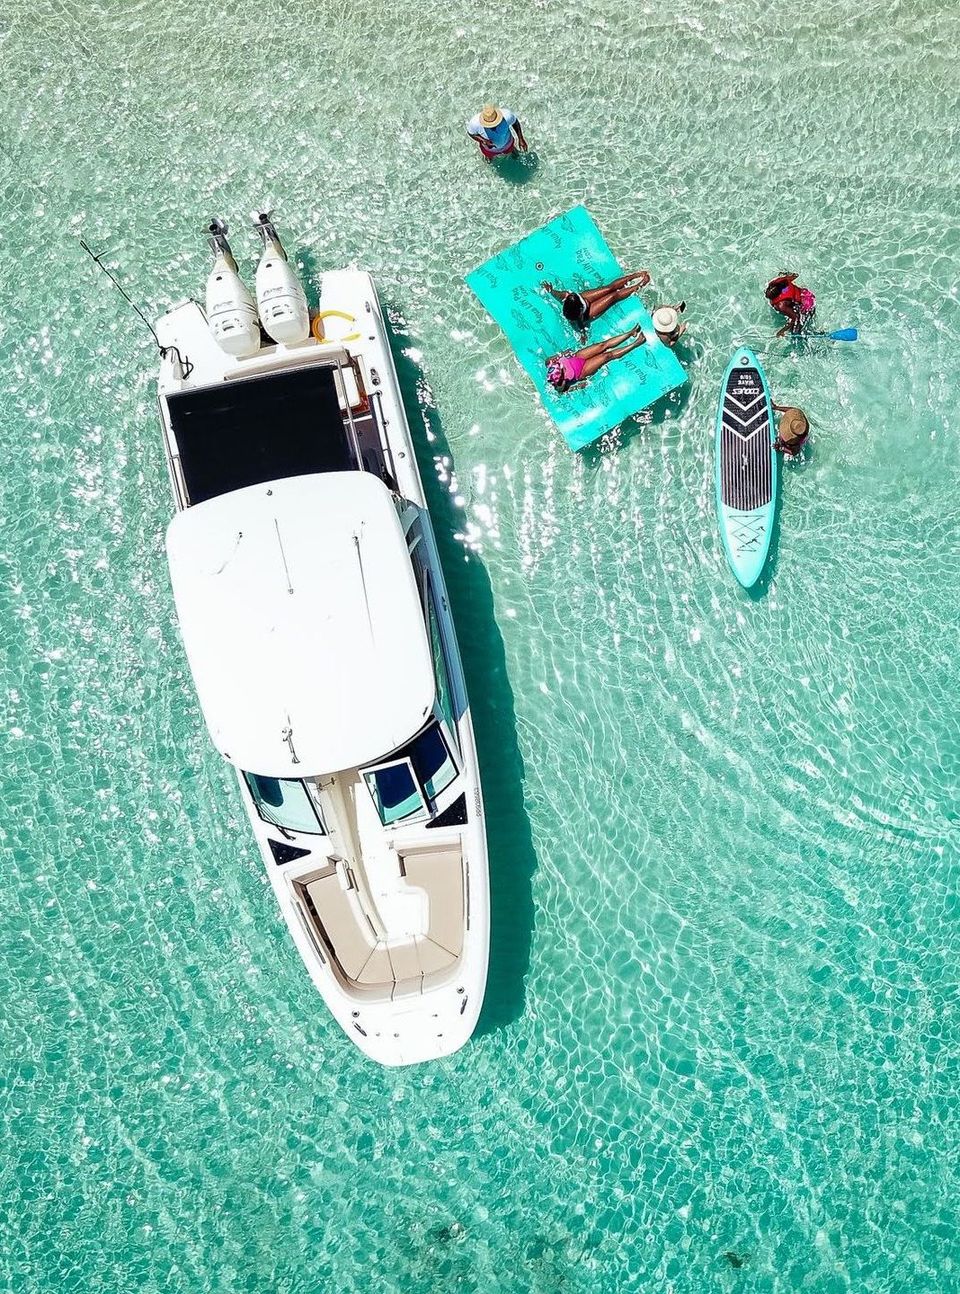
xmin=294 ymin=863 xmax=389 ymax=986
xmin=400 ymin=847 xmax=464 ymax=971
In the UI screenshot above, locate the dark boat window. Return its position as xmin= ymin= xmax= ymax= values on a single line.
xmin=361 ymin=721 xmax=458 ymax=826
xmin=425 ymin=576 xmax=458 ymax=743
xmin=243 ymin=772 xmax=326 ymax=835
xmin=362 ymin=759 xmax=429 ymax=826
xmin=408 ymin=721 xmax=457 ymax=800
xmin=167 ymin=364 xmax=358 ymax=504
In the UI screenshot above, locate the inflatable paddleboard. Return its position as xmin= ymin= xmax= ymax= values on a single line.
xmin=715 ymin=348 xmax=778 ymax=588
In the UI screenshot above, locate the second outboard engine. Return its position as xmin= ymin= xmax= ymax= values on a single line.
xmin=205 ymin=218 xmax=261 ymax=358
xmin=252 ymin=211 xmax=310 ymax=345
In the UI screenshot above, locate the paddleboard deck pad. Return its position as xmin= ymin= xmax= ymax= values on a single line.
xmin=715 ymin=348 xmax=778 ymax=588
xmin=466 ymin=206 xmax=687 ymax=451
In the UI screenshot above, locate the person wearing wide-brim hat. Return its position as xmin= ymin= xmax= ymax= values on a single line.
xmin=466 ymin=103 xmax=528 ymax=159
xmin=652 ymin=302 xmax=688 ymax=347
xmin=772 ymin=403 xmax=810 ymax=456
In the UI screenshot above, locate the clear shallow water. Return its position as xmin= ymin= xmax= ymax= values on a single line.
xmin=2 ymin=1 xmax=959 ymax=1290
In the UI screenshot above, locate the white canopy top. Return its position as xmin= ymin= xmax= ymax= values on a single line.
xmin=166 ymin=472 xmax=435 ymax=777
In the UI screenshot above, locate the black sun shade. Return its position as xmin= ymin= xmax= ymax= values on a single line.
xmin=166 ymin=364 xmax=358 ymax=504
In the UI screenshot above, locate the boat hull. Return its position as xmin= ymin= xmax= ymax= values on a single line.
xmin=156 ymin=268 xmax=490 ymax=1066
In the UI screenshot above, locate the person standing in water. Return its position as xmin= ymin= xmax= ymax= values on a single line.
xmin=765 ymin=272 xmax=816 ymax=336
xmin=772 ymin=403 xmax=810 ymax=456
xmin=541 ymin=272 xmax=651 ymax=335
xmin=545 ymin=325 xmax=647 ymax=394
xmin=466 ymin=104 xmax=528 ymax=159
xmin=652 ymin=302 xmax=687 ymax=347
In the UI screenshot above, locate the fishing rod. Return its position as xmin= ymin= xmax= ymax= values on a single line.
xmin=78 ymin=237 xmax=193 ymax=377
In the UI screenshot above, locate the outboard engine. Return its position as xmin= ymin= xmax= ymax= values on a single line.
xmin=251 ymin=211 xmax=310 ymax=345
xmin=205 ymin=218 xmax=261 ymax=358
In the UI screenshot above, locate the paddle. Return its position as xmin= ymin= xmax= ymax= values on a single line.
xmin=804 ymin=326 xmax=858 ymax=342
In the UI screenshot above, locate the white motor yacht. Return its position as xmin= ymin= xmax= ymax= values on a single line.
xmin=155 ymin=217 xmax=490 ymax=1065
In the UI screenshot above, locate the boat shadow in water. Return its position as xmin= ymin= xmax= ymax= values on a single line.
xmin=386 ymin=314 xmax=537 ymax=1038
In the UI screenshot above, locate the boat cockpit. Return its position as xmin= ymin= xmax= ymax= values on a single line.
xmin=240 ymin=692 xmax=470 ymax=1002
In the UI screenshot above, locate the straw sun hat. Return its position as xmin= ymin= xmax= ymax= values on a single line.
xmin=778 ymin=407 xmax=809 ymax=442
xmin=653 ymin=306 xmax=680 ymax=335
xmin=480 ymin=104 xmax=504 ymax=127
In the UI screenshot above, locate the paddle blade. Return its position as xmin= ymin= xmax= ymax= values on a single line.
xmin=828 ymin=327 xmax=858 ymax=342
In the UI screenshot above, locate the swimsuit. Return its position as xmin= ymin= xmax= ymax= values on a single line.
xmin=656 ymin=325 xmax=683 ymax=345
xmin=547 ymin=354 xmax=586 ymax=392
xmin=480 ymin=138 xmax=515 ymax=158
xmin=775 ymin=429 xmax=809 ymax=456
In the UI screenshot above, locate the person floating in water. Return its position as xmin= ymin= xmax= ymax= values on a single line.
xmin=765 ymin=272 xmax=816 ymax=336
xmin=546 ymin=325 xmax=647 ymax=394
xmin=652 ymin=302 xmax=687 ymax=347
xmin=772 ymin=402 xmax=810 ymax=456
xmin=541 ymin=272 xmax=650 ymax=335
xmin=466 ymin=104 xmax=528 ymax=159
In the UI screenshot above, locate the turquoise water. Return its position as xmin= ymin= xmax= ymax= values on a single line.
xmin=2 ymin=1 xmax=959 ymax=1290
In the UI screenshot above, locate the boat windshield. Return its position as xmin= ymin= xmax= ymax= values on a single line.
xmin=363 ymin=757 xmax=429 ymax=826
xmin=362 ymin=720 xmax=458 ymax=826
xmin=243 ymin=772 xmax=326 ymax=835
xmin=408 ymin=721 xmax=457 ymax=800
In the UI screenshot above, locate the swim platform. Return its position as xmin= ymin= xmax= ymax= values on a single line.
xmin=466 ymin=206 xmax=688 ymax=451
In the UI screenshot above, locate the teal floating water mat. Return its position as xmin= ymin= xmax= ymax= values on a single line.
xmin=466 ymin=206 xmax=688 ymax=451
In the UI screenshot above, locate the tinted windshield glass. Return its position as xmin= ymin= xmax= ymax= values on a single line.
xmin=426 ymin=582 xmax=457 ymax=740
xmin=408 ymin=722 xmax=457 ymax=800
xmin=363 ymin=759 xmax=427 ymax=826
xmin=243 ymin=773 xmax=325 ymax=835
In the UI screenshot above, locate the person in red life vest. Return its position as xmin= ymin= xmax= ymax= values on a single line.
xmin=466 ymin=104 xmax=528 ymax=159
xmin=765 ymin=272 xmax=817 ymax=336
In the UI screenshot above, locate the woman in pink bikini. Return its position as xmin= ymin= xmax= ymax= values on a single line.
xmin=546 ymin=325 xmax=647 ymax=394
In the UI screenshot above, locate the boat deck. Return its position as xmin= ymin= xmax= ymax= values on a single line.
xmin=292 ymin=841 xmax=465 ymax=997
